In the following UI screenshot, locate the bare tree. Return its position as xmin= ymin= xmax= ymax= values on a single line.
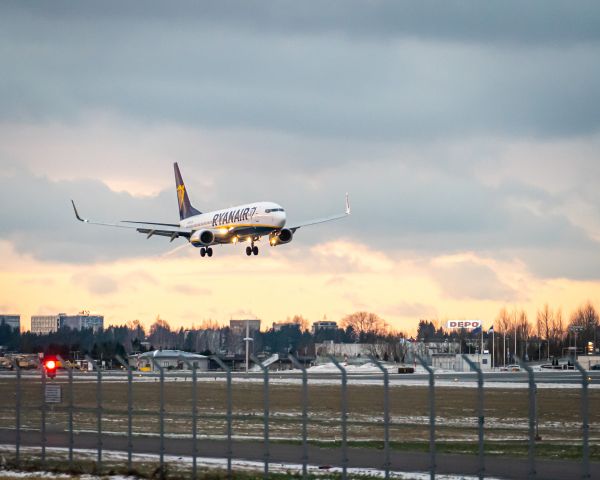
xmin=340 ymin=311 xmax=387 ymax=336
xmin=148 ymin=316 xmax=174 ymax=349
xmin=290 ymin=315 xmax=310 ymax=332
xmin=569 ymin=301 xmax=599 ymax=349
xmin=536 ymin=304 xmax=553 ymax=361
xmin=516 ymin=310 xmax=531 ymax=359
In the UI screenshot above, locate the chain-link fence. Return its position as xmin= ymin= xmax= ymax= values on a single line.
xmin=1 ymin=354 xmax=597 ymax=479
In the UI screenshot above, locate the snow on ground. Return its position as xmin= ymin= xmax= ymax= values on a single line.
xmin=3 ymin=362 xmax=596 ymax=389
xmin=0 ymin=445 xmax=504 ymax=480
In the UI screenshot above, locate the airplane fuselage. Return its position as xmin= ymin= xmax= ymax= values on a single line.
xmin=181 ymin=201 xmax=286 ymax=245
xmin=71 ymin=163 xmax=348 ymax=258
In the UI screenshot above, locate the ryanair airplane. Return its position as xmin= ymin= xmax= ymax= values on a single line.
xmin=72 ymin=163 xmax=350 ymax=257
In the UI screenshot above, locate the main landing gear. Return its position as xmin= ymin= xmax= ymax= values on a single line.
xmin=200 ymin=247 xmax=213 ymax=257
xmin=245 ymin=245 xmax=259 ymax=256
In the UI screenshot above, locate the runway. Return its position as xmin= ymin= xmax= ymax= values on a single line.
xmin=0 ymin=428 xmax=597 ymax=480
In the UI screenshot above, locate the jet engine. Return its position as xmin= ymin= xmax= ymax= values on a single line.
xmin=270 ymin=228 xmax=293 ymax=246
xmin=190 ymin=229 xmax=215 ymax=246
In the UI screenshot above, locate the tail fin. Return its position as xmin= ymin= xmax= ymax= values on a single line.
xmin=174 ymin=163 xmax=202 ymax=220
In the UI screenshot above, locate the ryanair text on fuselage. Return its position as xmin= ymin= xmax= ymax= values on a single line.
xmin=71 ymin=163 xmax=350 ymax=257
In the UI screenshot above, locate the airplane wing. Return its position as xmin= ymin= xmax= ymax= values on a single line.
xmin=288 ymin=193 xmax=350 ymax=232
xmin=71 ymin=200 xmax=192 ymax=241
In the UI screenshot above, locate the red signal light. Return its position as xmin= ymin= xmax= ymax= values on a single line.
xmin=44 ymin=358 xmax=57 ymax=378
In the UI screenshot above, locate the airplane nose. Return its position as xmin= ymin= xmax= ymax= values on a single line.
xmin=279 ymin=212 xmax=286 ymax=227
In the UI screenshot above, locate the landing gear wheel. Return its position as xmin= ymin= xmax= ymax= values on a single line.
xmin=206 ymin=247 xmax=213 ymax=257
xmin=252 ymin=246 xmax=259 ymax=256
xmin=246 ymin=246 xmax=252 ymax=256
xmin=200 ymin=248 xmax=206 ymax=257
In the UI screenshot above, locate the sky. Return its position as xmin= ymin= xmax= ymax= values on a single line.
xmin=1 ymin=1 xmax=600 ymax=334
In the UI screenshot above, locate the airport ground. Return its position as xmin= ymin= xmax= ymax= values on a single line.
xmin=0 ymin=371 xmax=598 ymax=478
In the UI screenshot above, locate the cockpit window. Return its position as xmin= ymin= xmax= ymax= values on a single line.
xmin=265 ymin=208 xmax=285 ymax=213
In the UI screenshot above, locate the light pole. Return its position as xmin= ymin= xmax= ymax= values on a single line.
xmin=570 ymin=325 xmax=584 ymax=361
xmin=243 ymin=320 xmax=254 ymax=373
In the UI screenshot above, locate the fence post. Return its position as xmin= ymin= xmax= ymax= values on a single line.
xmin=115 ymin=355 xmax=133 ymax=472
xmin=149 ymin=357 xmax=166 ymax=479
xmin=369 ymin=356 xmax=390 ymax=479
xmin=329 ymin=356 xmax=348 ymax=480
xmin=39 ymin=358 xmax=47 ymax=467
xmin=574 ymin=361 xmax=590 ymax=480
xmin=517 ymin=357 xmax=537 ymax=480
xmin=57 ymin=355 xmax=74 ymax=469
xmin=462 ymin=354 xmax=485 ymax=480
xmin=211 ymin=356 xmax=233 ymax=479
xmin=251 ymin=355 xmax=270 ymax=480
xmin=85 ymin=355 xmax=102 ymax=472
xmin=11 ymin=359 xmax=21 ymax=467
xmin=416 ymin=354 xmax=436 ymax=480
xmin=289 ymin=354 xmax=309 ymax=479
xmin=180 ymin=356 xmax=198 ymax=480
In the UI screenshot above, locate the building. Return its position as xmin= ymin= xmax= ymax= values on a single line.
xmin=30 ymin=315 xmax=62 ymax=335
xmin=312 ymin=321 xmax=337 ymax=334
xmin=61 ymin=312 xmax=104 ymax=332
xmin=134 ymin=350 xmax=210 ymax=371
xmin=229 ymin=319 xmax=261 ymax=334
xmin=228 ymin=319 xmax=261 ymax=356
xmin=315 ymin=341 xmax=372 ymax=359
xmin=30 ymin=312 xmax=104 ymax=334
xmin=272 ymin=322 xmax=301 ymax=332
xmin=0 ymin=314 xmax=20 ymax=331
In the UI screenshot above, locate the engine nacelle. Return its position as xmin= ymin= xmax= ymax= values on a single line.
xmin=270 ymin=228 xmax=293 ymax=246
xmin=190 ymin=229 xmax=215 ymax=247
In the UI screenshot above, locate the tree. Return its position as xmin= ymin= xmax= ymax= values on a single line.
xmin=290 ymin=315 xmax=310 ymax=333
xmin=569 ymin=302 xmax=599 ymax=350
xmin=340 ymin=312 xmax=387 ymax=337
xmin=536 ymin=304 xmax=553 ymax=361
xmin=148 ymin=317 xmax=174 ymax=349
xmin=551 ymin=308 xmax=565 ymax=357
xmin=416 ymin=320 xmax=436 ymax=342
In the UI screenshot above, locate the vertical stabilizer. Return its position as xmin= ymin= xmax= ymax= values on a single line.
xmin=174 ymin=163 xmax=201 ymax=220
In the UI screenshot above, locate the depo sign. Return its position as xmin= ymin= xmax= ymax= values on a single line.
xmin=446 ymin=320 xmax=481 ymax=330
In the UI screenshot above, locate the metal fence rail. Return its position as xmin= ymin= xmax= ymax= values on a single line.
xmin=2 ymin=358 xmax=597 ymax=479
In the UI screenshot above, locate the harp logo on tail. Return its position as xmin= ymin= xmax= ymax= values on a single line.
xmin=177 ymin=184 xmax=186 ymax=210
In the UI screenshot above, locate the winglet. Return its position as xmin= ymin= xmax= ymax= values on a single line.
xmin=345 ymin=192 xmax=351 ymax=215
xmin=71 ymin=200 xmax=85 ymax=222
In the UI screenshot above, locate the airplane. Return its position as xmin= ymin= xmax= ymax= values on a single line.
xmin=72 ymin=162 xmax=350 ymax=257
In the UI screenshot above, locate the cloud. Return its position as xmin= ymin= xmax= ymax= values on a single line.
xmin=170 ymin=285 xmax=211 ymax=296
xmin=382 ymin=302 xmax=438 ymax=319
xmin=431 ymin=260 xmax=518 ymax=301
xmin=71 ymin=272 xmax=118 ymax=295
xmin=1 ymin=3 xmax=599 ymax=140
xmin=7 ymin=1 xmax=600 ymax=45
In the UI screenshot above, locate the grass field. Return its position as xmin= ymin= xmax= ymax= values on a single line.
xmin=0 ymin=374 xmax=598 ymax=461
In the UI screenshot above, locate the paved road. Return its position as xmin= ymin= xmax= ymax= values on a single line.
xmin=1 ymin=429 xmax=597 ymax=480
xmin=2 ymin=370 xmax=599 ymax=385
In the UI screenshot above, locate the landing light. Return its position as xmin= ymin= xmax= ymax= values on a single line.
xmin=232 ymin=236 xmax=238 ymax=244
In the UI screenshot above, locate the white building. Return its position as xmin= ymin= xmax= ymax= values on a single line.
xmin=135 ymin=350 xmax=210 ymax=371
xmin=431 ymin=353 xmax=492 ymax=372
xmin=315 ymin=341 xmax=373 ymax=358
xmin=30 ymin=312 xmax=104 ymax=334
xmin=30 ymin=315 xmax=62 ymax=335
xmin=312 ymin=321 xmax=337 ymax=334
